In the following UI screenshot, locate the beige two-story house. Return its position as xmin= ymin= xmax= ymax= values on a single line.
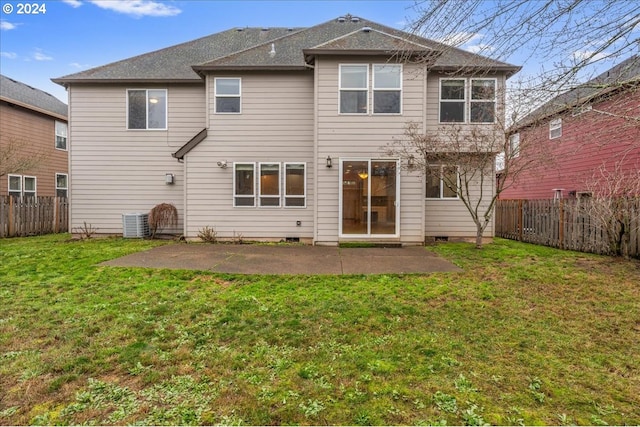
xmin=53 ymin=15 xmax=519 ymax=245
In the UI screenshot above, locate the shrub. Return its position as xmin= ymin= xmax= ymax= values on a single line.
xmin=149 ymin=203 xmax=178 ymax=238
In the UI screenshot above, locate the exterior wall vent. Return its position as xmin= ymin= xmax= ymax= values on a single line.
xmin=122 ymin=213 xmax=150 ymax=238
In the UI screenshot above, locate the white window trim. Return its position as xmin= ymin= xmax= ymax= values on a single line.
xmin=339 ymin=64 xmax=369 ymax=115
xmin=372 ymin=63 xmax=403 ymax=115
xmin=549 ymin=117 xmax=562 ymax=139
xmin=214 ymin=77 xmax=242 ymax=114
xmin=509 ymin=133 xmax=520 ymax=158
xmin=55 ymin=121 xmax=68 ymax=151
xmin=23 ymin=176 xmax=36 ymax=198
xmin=470 ymin=78 xmax=497 ymax=124
xmin=439 ymin=78 xmax=467 ymax=124
xmin=233 ymin=162 xmax=256 ymax=208
xmin=126 ymin=89 xmax=168 ymax=131
xmin=258 ymin=162 xmax=281 ymax=208
xmin=8 ymin=174 xmax=22 ymax=196
xmin=284 ymin=162 xmax=307 ymax=208
xmin=425 ymin=164 xmax=460 ymax=200
xmin=55 ymin=173 xmax=68 ymax=198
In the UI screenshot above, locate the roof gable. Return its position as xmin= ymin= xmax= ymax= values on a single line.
xmin=1 ymin=74 xmax=67 ymax=119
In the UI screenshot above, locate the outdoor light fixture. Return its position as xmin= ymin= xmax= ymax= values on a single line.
xmin=165 ymin=173 xmax=175 ymax=185
xmin=408 ymin=155 xmax=415 ymax=168
xmin=217 ymin=160 xmax=228 ymax=169
xmin=326 ymin=156 xmax=332 ymax=168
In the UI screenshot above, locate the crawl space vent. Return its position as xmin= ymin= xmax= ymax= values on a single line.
xmin=122 ymin=213 xmax=150 ymax=238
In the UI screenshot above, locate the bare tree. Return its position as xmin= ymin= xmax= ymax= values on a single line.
xmin=409 ymin=0 xmax=640 ymax=115
xmin=0 ymin=137 xmax=45 ymax=178
xmin=580 ymin=158 xmax=640 ymax=258
xmin=386 ymin=119 xmax=551 ymax=248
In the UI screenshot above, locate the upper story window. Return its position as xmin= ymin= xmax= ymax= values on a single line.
xmin=549 ymin=118 xmax=562 ymax=139
xmin=215 ymin=78 xmax=241 ymax=114
xmin=55 ymin=121 xmax=67 ymax=150
xmin=339 ymin=64 xmax=403 ymax=115
xmin=56 ymin=173 xmax=68 ymax=198
xmin=127 ymin=89 xmax=167 ymax=130
xmin=509 ymin=133 xmax=520 ymax=158
xmin=470 ymin=79 xmax=496 ymax=123
xmin=373 ymin=64 xmax=402 ymax=114
xmin=440 ymin=79 xmax=465 ymax=122
xmin=440 ymin=78 xmax=497 ymax=123
xmin=339 ymin=65 xmax=368 ymax=114
xmin=426 ymin=165 xmax=459 ymax=199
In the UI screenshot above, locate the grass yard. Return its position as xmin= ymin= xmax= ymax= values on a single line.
xmin=0 ymin=234 xmax=639 ymax=426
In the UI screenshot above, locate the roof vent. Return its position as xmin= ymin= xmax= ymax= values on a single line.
xmin=351 ymin=17 xmax=360 ymax=23
xmin=362 ymin=26 xmax=372 ymax=32
xmin=337 ymin=16 xmax=346 ymax=22
xmin=261 ymin=27 xmax=269 ymax=31
xmin=236 ymin=28 xmax=244 ymax=32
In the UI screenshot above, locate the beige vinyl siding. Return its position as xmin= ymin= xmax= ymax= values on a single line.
xmin=184 ymin=72 xmax=314 ymax=240
xmin=424 ymin=166 xmax=495 ymax=238
xmin=68 ymin=83 xmax=205 ymax=234
xmin=315 ymin=56 xmax=426 ymax=244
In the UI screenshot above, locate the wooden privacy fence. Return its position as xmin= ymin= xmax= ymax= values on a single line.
xmin=0 ymin=196 xmax=68 ymax=238
xmin=495 ymin=198 xmax=640 ymax=258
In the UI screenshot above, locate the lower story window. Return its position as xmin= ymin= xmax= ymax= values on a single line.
xmin=426 ymin=165 xmax=458 ymax=199
xmin=8 ymin=175 xmax=36 ymax=198
xmin=234 ymin=163 xmax=256 ymax=207
xmin=233 ymin=161 xmax=307 ymax=208
xmin=8 ymin=175 xmax=22 ymax=198
xmin=56 ymin=173 xmax=68 ymax=198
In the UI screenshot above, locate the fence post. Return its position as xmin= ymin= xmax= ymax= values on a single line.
xmin=518 ymin=200 xmax=523 ymax=241
xmin=559 ymin=198 xmax=564 ymax=249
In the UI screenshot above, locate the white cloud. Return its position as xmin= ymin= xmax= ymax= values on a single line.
xmin=89 ymin=0 xmax=181 ymax=17
xmin=437 ymin=32 xmax=483 ymax=47
xmin=69 ymin=62 xmax=93 ymax=69
xmin=1 ymin=20 xmax=18 ymax=31
xmin=62 ymin=0 xmax=83 ymax=7
xmin=572 ymin=50 xmax=609 ymax=63
xmin=466 ymin=44 xmax=495 ymax=54
xmin=33 ymin=49 xmax=53 ymax=61
xmin=1 ymin=51 xmax=18 ymax=59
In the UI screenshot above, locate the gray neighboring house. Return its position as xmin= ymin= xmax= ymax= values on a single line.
xmin=53 ymin=15 xmax=519 ymax=244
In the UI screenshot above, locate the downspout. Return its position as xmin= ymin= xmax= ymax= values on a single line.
xmin=312 ymin=58 xmax=319 ymax=244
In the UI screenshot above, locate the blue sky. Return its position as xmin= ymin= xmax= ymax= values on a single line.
xmin=0 ymin=0 xmax=419 ymax=102
xmin=1 ymin=0 xmax=636 ymax=104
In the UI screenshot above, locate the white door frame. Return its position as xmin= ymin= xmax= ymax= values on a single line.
xmin=338 ymin=158 xmax=400 ymax=239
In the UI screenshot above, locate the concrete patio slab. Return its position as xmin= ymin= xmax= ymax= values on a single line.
xmin=102 ymin=243 xmax=462 ymax=274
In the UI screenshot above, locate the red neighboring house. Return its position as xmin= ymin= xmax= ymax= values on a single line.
xmin=500 ymin=56 xmax=640 ymax=200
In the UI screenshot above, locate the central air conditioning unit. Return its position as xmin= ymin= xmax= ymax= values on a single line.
xmin=122 ymin=213 xmax=150 ymax=238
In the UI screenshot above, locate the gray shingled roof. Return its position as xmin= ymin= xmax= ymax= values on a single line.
xmin=53 ymin=15 xmax=519 ymax=84
xmin=515 ymin=55 xmax=640 ymax=128
xmin=1 ymin=74 xmax=68 ymax=118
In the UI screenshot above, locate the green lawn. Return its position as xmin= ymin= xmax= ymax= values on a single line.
xmin=0 ymin=234 xmax=638 ymax=426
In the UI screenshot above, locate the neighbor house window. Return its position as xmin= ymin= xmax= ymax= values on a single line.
xmin=215 ymin=78 xmax=241 ymax=113
xmin=426 ymin=165 xmax=458 ymax=199
xmin=23 ymin=176 xmax=36 ymax=198
xmin=234 ymin=163 xmax=255 ymax=207
xmin=373 ymin=64 xmax=402 ymax=114
xmin=259 ymin=163 xmax=281 ymax=207
xmin=549 ymin=118 xmax=562 ymax=139
xmin=440 ymin=79 xmax=466 ymax=122
xmin=340 ymin=65 xmax=368 ymax=114
xmin=8 ymin=175 xmax=21 ymax=198
xmin=470 ymin=79 xmax=496 ymax=123
xmin=509 ymin=133 xmax=520 ymax=158
xmin=56 ymin=173 xmax=68 ymax=198
xmin=284 ymin=163 xmax=306 ymax=207
xmin=127 ymin=89 xmax=167 ymax=130
xmin=55 ymin=121 xmax=68 ymax=150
